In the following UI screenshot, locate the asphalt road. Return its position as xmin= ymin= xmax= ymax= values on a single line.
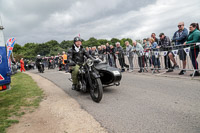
xmin=30 ymin=68 xmax=200 ymax=133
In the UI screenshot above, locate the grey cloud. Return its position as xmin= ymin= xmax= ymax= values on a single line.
xmin=0 ymin=0 xmax=200 ymax=45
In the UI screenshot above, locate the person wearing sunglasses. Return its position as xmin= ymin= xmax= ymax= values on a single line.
xmin=184 ymin=23 xmax=200 ymax=76
xmin=172 ymin=22 xmax=188 ymax=75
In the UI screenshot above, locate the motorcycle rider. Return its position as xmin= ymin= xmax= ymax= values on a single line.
xmin=36 ymin=55 xmax=44 ymax=71
xmin=68 ymin=36 xmax=95 ymax=90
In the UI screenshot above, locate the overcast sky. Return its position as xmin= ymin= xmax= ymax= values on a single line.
xmin=0 ymin=0 xmax=200 ymax=45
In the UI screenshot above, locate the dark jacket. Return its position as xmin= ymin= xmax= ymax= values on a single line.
xmin=68 ymin=44 xmax=91 ymax=65
xmin=115 ymin=46 xmax=124 ymax=59
xmin=36 ymin=57 xmax=42 ymax=67
xmin=159 ymin=36 xmax=171 ymax=50
xmin=106 ymin=46 xmax=110 ymax=54
xmin=172 ymin=28 xmax=188 ymax=45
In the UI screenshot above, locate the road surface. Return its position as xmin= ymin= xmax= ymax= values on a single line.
xmin=30 ymin=68 xmax=200 ymax=133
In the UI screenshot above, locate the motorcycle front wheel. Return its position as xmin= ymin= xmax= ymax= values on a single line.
xmin=89 ymin=77 xmax=103 ymax=103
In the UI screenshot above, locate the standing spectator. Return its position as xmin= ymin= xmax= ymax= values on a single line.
xmin=20 ymin=58 xmax=25 ymax=72
xmin=102 ymin=45 xmax=107 ymax=54
xmin=142 ymin=38 xmax=148 ymax=49
xmin=184 ymin=23 xmax=200 ymax=76
xmin=110 ymin=45 xmax=116 ymax=67
xmin=91 ymin=46 xmax=98 ymax=57
xmin=151 ymin=33 xmax=159 ymax=44
xmin=62 ymin=51 xmax=68 ymax=73
xmin=58 ymin=55 xmax=63 ymax=71
xmin=106 ymin=43 xmax=110 ymax=54
xmin=132 ymin=41 xmax=145 ymax=73
xmin=143 ymin=38 xmax=151 ymax=67
xmin=98 ymin=46 xmax=103 ymax=55
xmin=172 ymin=22 xmax=188 ymax=75
xmin=115 ymin=42 xmax=129 ymax=72
xmin=125 ymin=41 xmax=134 ymax=72
xmin=88 ymin=47 xmax=92 ymax=55
xmin=85 ymin=47 xmax=90 ymax=54
xmin=149 ymin=38 xmax=160 ymax=73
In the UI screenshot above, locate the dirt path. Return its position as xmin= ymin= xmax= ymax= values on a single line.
xmin=7 ymin=72 xmax=107 ymax=133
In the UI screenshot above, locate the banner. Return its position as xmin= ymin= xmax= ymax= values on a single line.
xmin=154 ymin=51 xmax=159 ymax=58
xmin=172 ymin=50 xmax=178 ymax=57
xmin=184 ymin=47 xmax=190 ymax=56
xmin=145 ymin=51 xmax=149 ymax=57
xmin=139 ymin=51 xmax=144 ymax=56
xmin=161 ymin=51 xmax=168 ymax=56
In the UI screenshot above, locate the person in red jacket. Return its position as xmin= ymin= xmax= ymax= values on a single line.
xmin=20 ymin=58 xmax=25 ymax=72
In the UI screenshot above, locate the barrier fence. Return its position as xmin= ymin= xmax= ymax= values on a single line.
xmin=114 ymin=43 xmax=200 ymax=78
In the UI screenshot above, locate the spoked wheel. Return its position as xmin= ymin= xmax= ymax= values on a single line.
xmin=89 ymin=77 xmax=103 ymax=103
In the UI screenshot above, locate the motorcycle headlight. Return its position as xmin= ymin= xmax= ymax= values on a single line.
xmin=86 ymin=59 xmax=93 ymax=67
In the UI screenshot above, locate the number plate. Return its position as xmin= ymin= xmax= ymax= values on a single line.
xmin=113 ymin=71 xmax=120 ymax=75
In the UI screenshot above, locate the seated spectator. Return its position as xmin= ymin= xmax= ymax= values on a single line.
xmin=172 ymin=22 xmax=188 ymax=75
xmin=159 ymin=33 xmax=179 ymax=72
xmin=184 ymin=23 xmax=200 ymax=76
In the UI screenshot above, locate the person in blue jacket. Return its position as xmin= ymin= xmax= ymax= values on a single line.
xmin=172 ymin=22 xmax=188 ymax=75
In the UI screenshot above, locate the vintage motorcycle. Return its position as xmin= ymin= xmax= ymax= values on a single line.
xmin=69 ymin=55 xmax=122 ymax=103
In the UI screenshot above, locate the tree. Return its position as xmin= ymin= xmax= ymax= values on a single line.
xmin=60 ymin=40 xmax=73 ymax=49
xmin=13 ymin=43 xmax=22 ymax=54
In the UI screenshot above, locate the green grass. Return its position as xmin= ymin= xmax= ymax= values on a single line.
xmin=0 ymin=72 xmax=43 ymax=133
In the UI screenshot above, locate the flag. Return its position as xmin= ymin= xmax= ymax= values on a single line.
xmin=6 ymin=37 xmax=16 ymax=68
xmin=184 ymin=47 xmax=190 ymax=56
xmin=6 ymin=37 xmax=16 ymax=59
xmin=172 ymin=50 xmax=178 ymax=56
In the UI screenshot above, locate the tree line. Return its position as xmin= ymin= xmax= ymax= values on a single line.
xmin=13 ymin=37 xmax=138 ymax=61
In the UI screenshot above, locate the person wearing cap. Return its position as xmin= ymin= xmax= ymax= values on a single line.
xmin=172 ymin=22 xmax=188 ymax=75
xmin=68 ymin=36 xmax=94 ymax=90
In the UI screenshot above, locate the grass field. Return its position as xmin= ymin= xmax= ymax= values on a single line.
xmin=0 ymin=72 xmax=43 ymax=133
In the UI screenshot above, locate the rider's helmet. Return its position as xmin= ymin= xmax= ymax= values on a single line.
xmin=74 ymin=36 xmax=82 ymax=44
xmin=37 ymin=55 xmax=40 ymax=58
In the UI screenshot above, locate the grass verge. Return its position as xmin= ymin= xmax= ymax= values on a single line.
xmin=0 ymin=72 xmax=43 ymax=133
